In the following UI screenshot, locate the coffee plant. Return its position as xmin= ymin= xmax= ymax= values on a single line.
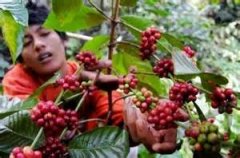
xmin=0 ymin=1 xmax=240 ymax=158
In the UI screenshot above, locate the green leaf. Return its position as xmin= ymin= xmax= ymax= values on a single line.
xmin=230 ymin=109 xmax=240 ymax=135
xmin=121 ymin=15 xmax=153 ymax=39
xmin=114 ymin=44 xmax=167 ymax=95
xmin=0 ymin=10 xmax=24 ymax=63
xmin=29 ymin=72 xmax=60 ymax=98
xmin=172 ymin=50 xmax=200 ymax=75
xmin=120 ymin=0 xmax=137 ymax=7
xmin=68 ymin=126 xmax=129 ymax=158
xmin=0 ymin=84 xmax=3 ymax=95
xmin=81 ymin=35 xmax=109 ymax=58
xmin=0 ymin=97 xmax=38 ymax=119
xmin=179 ymin=138 xmax=193 ymax=158
xmin=162 ymin=33 xmax=184 ymax=49
xmin=52 ymin=0 xmax=82 ymax=25
xmin=147 ymin=8 xmax=170 ymax=17
xmin=0 ymin=0 xmax=28 ymax=26
xmin=200 ymin=72 xmax=228 ymax=92
xmin=44 ymin=5 xmax=105 ymax=32
xmin=0 ymin=111 xmax=43 ymax=154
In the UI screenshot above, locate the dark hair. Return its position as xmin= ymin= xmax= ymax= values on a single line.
xmin=26 ymin=1 xmax=67 ymax=40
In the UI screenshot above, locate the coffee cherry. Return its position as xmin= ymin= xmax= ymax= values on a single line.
xmin=169 ymin=82 xmax=199 ymax=106
xmin=56 ymin=74 xmax=80 ymax=91
xmin=183 ymin=46 xmax=196 ymax=58
xmin=147 ymin=100 xmax=185 ymax=130
xmin=153 ymin=58 xmax=174 ymax=78
xmin=75 ymin=51 xmax=99 ymax=70
xmin=139 ymin=27 xmax=161 ymax=60
xmin=79 ymin=80 xmax=97 ymax=96
xmin=210 ymin=87 xmax=237 ymax=114
xmin=30 ymin=101 xmax=67 ymax=137
xmin=39 ymin=137 xmax=68 ymax=158
xmin=132 ymin=87 xmax=158 ymax=113
xmin=118 ymin=74 xmax=138 ymax=94
xmin=185 ymin=121 xmax=223 ymax=152
xmin=10 ymin=146 xmax=42 ymax=158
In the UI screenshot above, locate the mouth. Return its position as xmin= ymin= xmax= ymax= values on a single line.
xmin=38 ymin=52 xmax=53 ymax=64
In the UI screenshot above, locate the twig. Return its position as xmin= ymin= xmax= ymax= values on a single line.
xmin=106 ymin=0 xmax=121 ymax=125
xmin=66 ymin=32 xmax=93 ymax=41
xmin=152 ymin=54 xmax=160 ymax=61
xmin=87 ymin=0 xmax=112 ymax=21
xmin=120 ymin=21 xmax=142 ymax=33
xmin=30 ymin=127 xmax=43 ymax=149
xmin=112 ymin=93 xmax=135 ymax=106
xmin=79 ymin=118 xmax=106 ymax=124
xmin=116 ymin=41 xmax=140 ymax=49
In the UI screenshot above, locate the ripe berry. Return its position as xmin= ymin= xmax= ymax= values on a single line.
xmin=39 ymin=137 xmax=68 ymax=158
xmin=183 ymin=46 xmax=196 ymax=58
xmin=10 ymin=146 xmax=42 ymax=158
xmin=118 ymin=74 xmax=138 ymax=94
xmin=153 ymin=58 xmax=174 ymax=78
xmin=169 ymin=82 xmax=199 ymax=106
xmin=56 ymin=74 xmax=80 ymax=91
xmin=30 ymin=101 xmax=67 ymax=137
xmin=210 ymin=87 xmax=237 ymax=114
xmin=147 ymin=100 xmax=185 ymax=130
xmin=75 ymin=51 xmax=99 ymax=70
xmin=139 ymin=27 xmax=161 ymax=60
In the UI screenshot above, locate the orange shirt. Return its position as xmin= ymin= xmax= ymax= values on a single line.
xmin=2 ymin=61 xmax=123 ymax=130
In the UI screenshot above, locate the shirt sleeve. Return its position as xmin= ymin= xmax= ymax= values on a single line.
xmin=85 ymin=90 xmax=124 ymax=130
xmin=2 ymin=67 xmax=36 ymax=100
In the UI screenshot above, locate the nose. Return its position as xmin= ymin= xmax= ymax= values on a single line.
xmin=33 ymin=37 xmax=46 ymax=53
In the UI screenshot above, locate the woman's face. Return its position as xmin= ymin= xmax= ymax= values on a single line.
xmin=22 ymin=25 xmax=67 ymax=75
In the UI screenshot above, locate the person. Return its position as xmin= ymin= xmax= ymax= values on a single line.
xmin=2 ymin=1 xmax=181 ymax=155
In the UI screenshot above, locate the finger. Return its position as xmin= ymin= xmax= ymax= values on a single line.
xmin=161 ymin=128 xmax=177 ymax=143
xmin=97 ymin=59 xmax=112 ymax=69
xmin=175 ymin=108 xmax=189 ymax=121
xmin=152 ymin=142 xmax=176 ymax=154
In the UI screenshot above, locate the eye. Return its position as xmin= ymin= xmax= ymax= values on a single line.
xmin=40 ymin=31 xmax=50 ymax=37
xmin=23 ymin=39 xmax=32 ymax=47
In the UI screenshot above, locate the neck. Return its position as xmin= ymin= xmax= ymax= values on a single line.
xmin=28 ymin=61 xmax=68 ymax=84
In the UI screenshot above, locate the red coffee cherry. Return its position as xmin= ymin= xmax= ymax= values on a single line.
xmin=211 ymin=87 xmax=237 ymax=114
xmin=139 ymin=27 xmax=161 ymax=60
xmin=153 ymin=58 xmax=174 ymax=78
xmin=169 ymin=82 xmax=199 ymax=106
xmin=75 ymin=51 xmax=99 ymax=70
xmin=183 ymin=46 xmax=196 ymax=58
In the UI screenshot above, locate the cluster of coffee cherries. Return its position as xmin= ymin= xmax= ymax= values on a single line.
xmin=56 ymin=74 xmax=80 ymax=91
xmin=210 ymin=87 xmax=237 ymax=114
xmin=118 ymin=74 xmax=138 ymax=94
xmin=10 ymin=146 xmax=42 ymax=158
xmin=183 ymin=46 xmax=196 ymax=58
xmin=30 ymin=101 xmax=79 ymax=137
xmin=139 ymin=27 xmax=161 ymax=60
xmin=79 ymin=80 xmax=96 ymax=96
xmin=132 ymin=87 xmax=158 ymax=113
xmin=152 ymin=58 xmax=174 ymax=78
xmin=185 ymin=121 xmax=223 ymax=152
xmin=39 ymin=137 xmax=68 ymax=158
xmin=75 ymin=51 xmax=99 ymax=70
xmin=147 ymin=100 xmax=187 ymax=130
xmin=169 ymin=82 xmax=199 ymax=106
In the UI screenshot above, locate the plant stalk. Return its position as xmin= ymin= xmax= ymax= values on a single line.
xmin=106 ymin=0 xmax=121 ymax=125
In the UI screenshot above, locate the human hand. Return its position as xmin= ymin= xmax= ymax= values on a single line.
xmin=123 ymin=98 xmax=188 ymax=154
xmin=80 ymin=59 xmax=119 ymax=91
